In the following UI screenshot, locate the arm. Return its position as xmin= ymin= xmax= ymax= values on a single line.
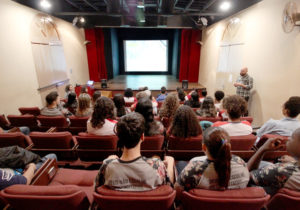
xmin=23 ymin=163 xmax=36 ymax=185
xmin=256 ymin=120 xmax=276 ymax=137
xmin=164 ymin=156 xmax=175 ymax=184
xmin=244 ymin=77 xmax=253 ymax=90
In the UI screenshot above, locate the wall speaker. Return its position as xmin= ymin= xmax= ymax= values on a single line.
xmin=101 ymin=79 xmax=107 ymax=88
xmin=182 ymin=80 xmax=188 ymax=89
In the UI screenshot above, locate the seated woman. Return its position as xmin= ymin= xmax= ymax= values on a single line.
xmin=113 ymin=94 xmax=126 ymax=117
xmin=175 ymin=127 xmax=250 ymax=193
xmin=197 ymin=96 xmax=217 ymax=117
xmin=159 ymin=93 xmax=180 ymax=120
xmin=135 ymin=98 xmax=164 ymax=136
xmin=87 ymin=97 xmax=117 ymax=136
xmin=75 ymin=93 xmax=93 ymax=117
xmin=169 ymin=105 xmax=202 ymax=138
xmin=212 ymin=95 xmax=252 ymax=136
xmin=184 ymin=91 xmax=201 ymax=108
xmin=64 ymin=84 xmax=74 ymax=99
xmin=177 ymin=88 xmax=186 ymax=103
xmin=63 ymin=92 xmax=77 ymax=115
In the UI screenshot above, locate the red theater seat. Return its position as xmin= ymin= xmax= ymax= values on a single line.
xmin=241 ymin=117 xmax=253 ymax=124
xmin=94 ymin=185 xmax=176 ymax=210
xmin=230 ymin=134 xmax=256 ymax=150
xmin=18 ymin=107 xmax=41 ymax=116
xmin=75 ymin=133 xmax=118 ymax=162
xmin=256 ymin=134 xmax=289 ymax=150
xmin=267 ymin=188 xmax=300 ymax=210
xmin=157 ymin=101 xmax=163 ymax=108
xmin=0 ymin=115 xmax=10 ymax=130
xmin=125 ymin=102 xmax=135 ymax=107
xmin=181 ymin=187 xmax=270 ymax=210
xmin=68 ymin=116 xmax=88 ymax=134
xmin=7 ymin=114 xmax=39 ymax=131
xmin=141 ymin=135 xmax=165 ymax=158
xmin=37 ymin=115 xmax=69 ymax=131
xmin=197 ymin=116 xmax=222 ymax=123
xmin=0 ymin=132 xmax=32 ymax=149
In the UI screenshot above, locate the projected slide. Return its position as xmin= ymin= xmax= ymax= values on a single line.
xmin=124 ymin=40 xmax=168 ymax=72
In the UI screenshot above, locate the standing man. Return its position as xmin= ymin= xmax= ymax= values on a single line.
xmin=234 ymin=67 xmax=253 ymax=102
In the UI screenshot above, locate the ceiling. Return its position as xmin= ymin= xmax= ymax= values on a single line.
xmin=13 ymin=0 xmax=262 ymax=28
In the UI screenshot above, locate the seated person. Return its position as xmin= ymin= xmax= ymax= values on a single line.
xmin=64 ymin=84 xmax=74 ymax=99
xmin=124 ymin=88 xmax=136 ymax=103
xmin=87 ymin=96 xmax=117 ymax=136
xmin=144 ymin=90 xmax=158 ymax=115
xmin=80 ymin=85 xmax=88 ymax=94
xmin=177 ymin=88 xmax=186 ymax=102
xmin=256 ymin=96 xmax=300 ymax=138
xmin=248 ymin=127 xmax=300 ymax=195
xmin=0 ymin=126 xmax=30 ymax=136
xmin=169 ymin=105 xmax=202 ymax=138
xmin=214 ymin=90 xmax=225 ymax=111
xmin=135 ymin=98 xmax=164 ymax=136
xmin=92 ymin=91 xmax=101 ymax=107
xmin=75 ymin=93 xmax=93 ymax=117
xmin=63 ymin=92 xmax=77 ymax=115
xmin=40 ymin=91 xmax=65 ymax=116
xmin=197 ymin=96 xmax=217 ymax=117
xmin=94 ymin=112 xmax=174 ymax=191
xmin=113 ymin=94 xmax=126 ymax=117
xmin=184 ymin=91 xmax=201 ymax=108
xmin=159 ymin=93 xmax=180 ymax=120
xmin=156 ymin=86 xmax=168 ymax=102
xmin=212 ymin=95 xmax=252 ymax=136
xmin=199 ymin=89 xmax=207 ymax=103
xmin=175 ymin=127 xmax=250 ymax=192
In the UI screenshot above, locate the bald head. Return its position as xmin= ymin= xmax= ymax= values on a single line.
xmin=287 ymin=128 xmax=300 ymax=158
xmin=240 ymin=67 xmax=248 ymax=76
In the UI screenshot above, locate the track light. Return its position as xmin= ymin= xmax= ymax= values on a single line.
xmin=220 ymin=1 xmax=231 ymax=11
xmin=40 ymin=0 xmax=51 ymax=9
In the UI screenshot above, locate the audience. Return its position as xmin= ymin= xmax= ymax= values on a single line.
xmin=214 ymin=90 xmax=225 ymax=111
xmin=213 ymin=95 xmax=252 ymax=136
xmin=41 ymin=91 xmax=65 ymax=116
xmin=94 ymin=112 xmax=174 ymax=192
xmin=175 ymin=127 xmax=249 ymax=192
xmin=256 ymin=96 xmax=300 ymax=138
xmin=87 ymin=96 xmax=117 ymax=136
xmin=177 ymin=88 xmax=186 ymax=102
xmin=169 ymin=105 xmax=202 ymax=138
xmin=135 ymin=98 xmax=164 ymax=136
xmin=197 ymin=96 xmax=217 ymax=117
xmin=156 ymin=86 xmax=168 ymax=102
xmin=184 ymin=91 xmax=201 ymax=108
xmin=113 ymin=94 xmax=126 ymax=117
xmin=75 ymin=93 xmax=93 ymax=117
xmin=124 ymin=88 xmax=136 ymax=103
xmin=159 ymin=93 xmax=180 ymax=120
xmin=92 ymin=91 xmax=101 ymax=106
xmin=200 ymin=89 xmax=207 ymax=103
xmin=63 ymin=92 xmax=77 ymax=115
xmin=64 ymin=84 xmax=74 ymax=99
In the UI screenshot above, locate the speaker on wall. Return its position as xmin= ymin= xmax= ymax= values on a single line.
xmin=101 ymin=79 xmax=107 ymax=88
xmin=182 ymin=80 xmax=188 ymax=89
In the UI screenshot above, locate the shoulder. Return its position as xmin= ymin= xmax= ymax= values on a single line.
xmin=212 ymin=121 xmax=228 ymax=127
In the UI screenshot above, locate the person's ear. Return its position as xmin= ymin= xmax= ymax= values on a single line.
xmin=140 ymin=133 xmax=145 ymax=142
xmin=202 ymin=144 xmax=207 ymax=152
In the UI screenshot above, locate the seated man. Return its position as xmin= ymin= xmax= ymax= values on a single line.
xmin=248 ymin=127 xmax=300 ymax=195
xmin=94 ymin=112 xmax=174 ymax=191
xmin=41 ymin=91 xmax=64 ymax=116
xmin=156 ymin=86 xmax=168 ymax=102
xmin=256 ymin=96 xmax=300 ymax=138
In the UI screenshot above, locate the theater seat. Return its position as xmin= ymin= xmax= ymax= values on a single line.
xmin=37 ymin=115 xmax=69 ymax=131
xmin=0 ymin=132 xmax=32 ymax=149
xmin=230 ymin=134 xmax=256 ymax=150
xmin=125 ymin=102 xmax=135 ymax=107
xmin=7 ymin=114 xmax=39 ymax=131
xmin=181 ymin=187 xmax=270 ymax=210
xmin=94 ymin=185 xmax=176 ymax=210
xmin=240 ymin=117 xmax=253 ymax=124
xmin=29 ymin=132 xmax=77 ymax=161
xmin=75 ymin=133 xmax=118 ymax=162
xmin=256 ymin=134 xmax=289 ymax=150
xmin=19 ymin=107 xmax=41 ymax=116
xmin=0 ymin=114 xmax=10 ymax=130
xmin=68 ymin=116 xmax=89 ymax=135
xmin=267 ymin=188 xmax=300 ymax=210
xmin=141 ymin=135 xmax=165 ymax=158
xmin=197 ymin=116 xmax=222 ymax=123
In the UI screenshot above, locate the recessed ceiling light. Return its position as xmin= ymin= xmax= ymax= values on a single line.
xmin=80 ymin=17 xmax=85 ymax=23
xmin=220 ymin=1 xmax=231 ymax=11
xmin=40 ymin=0 xmax=51 ymax=9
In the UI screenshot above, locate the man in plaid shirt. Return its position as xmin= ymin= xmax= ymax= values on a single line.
xmin=234 ymin=67 xmax=253 ymax=102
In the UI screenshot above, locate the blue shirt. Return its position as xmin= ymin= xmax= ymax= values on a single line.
xmin=0 ymin=168 xmax=27 ymax=190
xmin=156 ymin=93 xmax=168 ymax=102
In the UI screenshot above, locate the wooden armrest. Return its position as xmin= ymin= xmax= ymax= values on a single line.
xmin=46 ymin=127 xmax=57 ymax=133
xmin=7 ymin=127 xmax=20 ymax=133
xmin=31 ymin=159 xmax=58 ymax=185
xmin=25 ymin=144 xmax=34 ymax=150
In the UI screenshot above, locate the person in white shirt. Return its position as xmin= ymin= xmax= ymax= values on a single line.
xmin=214 ymin=90 xmax=225 ymax=112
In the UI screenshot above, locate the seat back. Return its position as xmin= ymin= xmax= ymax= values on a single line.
xmin=240 ymin=117 xmax=253 ymax=124
xmin=182 ymin=187 xmax=270 ymax=210
xmin=157 ymin=101 xmax=163 ymax=108
xmin=141 ymin=135 xmax=164 ymax=158
xmin=37 ymin=115 xmax=68 ymax=131
xmin=230 ymin=135 xmax=256 ymax=150
xmin=267 ymin=188 xmax=300 ymax=210
xmin=197 ymin=116 xmax=222 ymax=123
xmin=0 ymin=132 xmax=31 ymax=148
xmin=0 ymin=115 xmax=10 ymax=130
xmin=19 ymin=107 xmax=41 ymax=116
xmin=7 ymin=115 xmax=38 ymax=129
xmin=125 ymin=102 xmax=134 ymax=107
xmin=68 ymin=116 xmax=88 ymax=134
xmin=94 ymin=185 xmax=176 ymax=210
xmin=1 ymin=185 xmax=90 ymax=210
xmin=256 ymin=134 xmax=289 ymax=150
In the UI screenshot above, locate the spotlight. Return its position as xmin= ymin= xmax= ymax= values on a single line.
xmin=220 ymin=1 xmax=231 ymax=11
xmin=80 ymin=17 xmax=85 ymax=23
xmin=40 ymin=0 xmax=51 ymax=9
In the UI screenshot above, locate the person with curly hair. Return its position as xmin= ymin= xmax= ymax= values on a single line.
xmin=76 ymin=93 xmax=93 ymax=117
xmin=184 ymin=91 xmax=201 ymax=108
xmin=113 ymin=94 xmax=126 ymax=117
xmin=169 ymin=105 xmax=202 ymax=138
xmin=159 ymin=93 xmax=180 ymax=119
xmin=197 ymin=96 xmax=217 ymax=117
xmin=87 ymin=96 xmax=117 ymax=136
xmin=212 ymin=95 xmax=252 ymax=136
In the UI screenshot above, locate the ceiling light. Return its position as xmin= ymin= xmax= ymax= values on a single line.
xmin=40 ymin=0 xmax=51 ymax=9
xmin=80 ymin=17 xmax=85 ymax=23
xmin=220 ymin=1 xmax=231 ymax=11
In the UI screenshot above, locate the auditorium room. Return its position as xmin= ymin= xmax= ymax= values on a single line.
xmin=1 ymin=0 xmax=300 ymax=209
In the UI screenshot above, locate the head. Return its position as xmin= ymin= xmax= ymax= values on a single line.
xmin=191 ymin=91 xmax=199 ymax=102
xmin=177 ymin=88 xmax=186 ymax=102
xmin=240 ymin=67 xmax=248 ymax=76
xmin=215 ymin=90 xmax=225 ymax=102
xmin=201 ymin=96 xmax=217 ymax=116
xmin=91 ymin=96 xmax=115 ymax=128
xmin=116 ymin=112 xmax=145 ymax=149
xmin=67 ymin=92 xmax=77 ymax=105
xmin=161 ymin=86 xmax=167 ymax=94
xmin=171 ymin=105 xmax=202 ymax=138
xmin=92 ymin=91 xmax=101 ymax=104
xmin=222 ymin=95 xmax=247 ymax=120
xmin=286 ymin=128 xmax=300 ymax=158
xmin=136 ymin=91 xmax=148 ymax=101
xmin=65 ymin=84 xmax=73 ymax=92
xmin=282 ymin=96 xmax=300 ymax=118
xmin=80 ymin=85 xmax=88 ymax=94
xmin=124 ymin=88 xmax=133 ymax=98
xmin=113 ymin=94 xmax=125 ymax=109
xmin=159 ymin=93 xmax=180 ymax=118
xmin=46 ymin=91 xmax=59 ymax=106
xmin=203 ymin=127 xmax=231 ymax=188
xmin=135 ymin=98 xmax=154 ymax=123
xmin=201 ymin=89 xmax=207 ymax=97
xmin=78 ymin=93 xmax=91 ymax=112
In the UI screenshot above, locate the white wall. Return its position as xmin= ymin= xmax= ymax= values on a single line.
xmin=199 ymin=0 xmax=300 ymax=126
xmin=0 ymin=0 xmax=89 ymax=115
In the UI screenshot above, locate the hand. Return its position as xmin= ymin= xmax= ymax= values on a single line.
xmin=261 ymin=138 xmax=284 ymax=152
xmin=234 ymin=83 xmax=239 ymax=87
xmin=279 ymin=155 xmax=296 ymax=163
xmin=107 ymin=155 xmax=119 ymax=160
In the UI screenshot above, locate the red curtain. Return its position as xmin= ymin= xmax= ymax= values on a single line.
xmin=179 ymin=29 xmax=201 ymax=83
xmin=84 ymin=28 xmax=107 ymax=82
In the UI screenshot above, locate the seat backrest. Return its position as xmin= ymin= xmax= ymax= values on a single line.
xmin=0 ymin=132 xmax=31 ymax=148
xmin=94 ymin=185 xmax=176 ymax=210
xmin=0 ymin=115 xmax=10 ymax=129
xmin=37 ymin=115 xmax=68 ymax=127
xmin=240 ymin=117 xmax=253 ymax=124
xmin=157 ymin=101 xmax=163 ymax=108
xmin=256 ymin=134 xmax=289 ymax=150
xmin=168 ymin=135 xmax=202 ymax=150
xmin=141 ymin=135 xmax=164 ymax=150
xmin=1 ymin=185 xmax=90 ymax=210
xmin=19 ymin=107 xmax=41 ymax=116
xmin=69 ymin=116 xmax=89 ymax=127
xmin=7 ymin=115 xmax=38 ymax=127
xmin=230 ymin=134 xmax=256 ymax=150
xmin=182 ymin=187 xmax=270 ymax=210
xmin=197 ymin=116 xmax=222 ymax=123
xmin=30 ymin=132 xmax=74 ymax=149
xmin=76 ymin=133 xmax=118 ymax=149
xmin=267 ymin=188 xmax=300 ymax=210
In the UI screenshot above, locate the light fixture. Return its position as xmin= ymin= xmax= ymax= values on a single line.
xmin=139 ymin=19 xmax=146 ymax=23
xmin=220 ymin=1 xmax=231 ymax=11
xmin=80 ymin=17 xmax=85 ymax=23
xmin=40 ymin=0 xmax=51 ymax=9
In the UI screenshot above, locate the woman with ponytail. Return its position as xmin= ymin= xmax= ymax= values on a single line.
xmin=176 ymin=127 xmax=249 ymax=192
